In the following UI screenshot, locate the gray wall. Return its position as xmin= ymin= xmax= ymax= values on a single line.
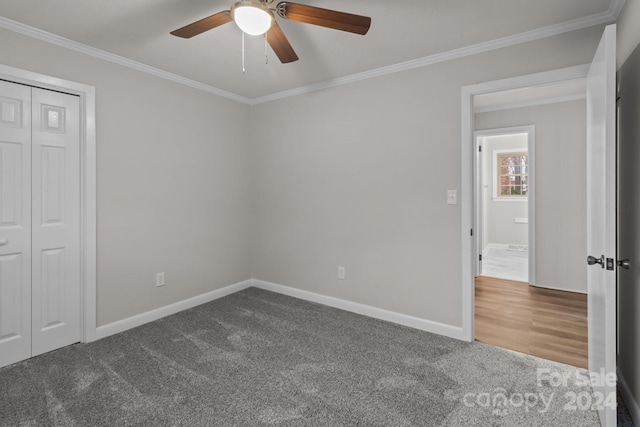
xmin=476 ymin=100 xmax=587 ymax=293
xmin=0 ymin=29 xmax=252 ymax=326
xmin=617 ymin=0 xmax=640 ymax=68
xmin=479 ymin=133 xmax=529 ymax=249
xmin=250 ymin=26 xmax=605 ymax=327
xmin=617 ymin=0 xmax=640 ymax=422
xmin=0 ymin=19 xmax=615 ymax=333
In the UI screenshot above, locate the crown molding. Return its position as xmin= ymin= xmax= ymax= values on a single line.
xmin=0 ymin=16 xmax=252 ymax=105
xmin=250 ymin=8 xmax=618 ymax=104
xmin=609 ymin=0 xmax=627 ymax=19
xmin=0 ymin=2 xmax=622 ymax=106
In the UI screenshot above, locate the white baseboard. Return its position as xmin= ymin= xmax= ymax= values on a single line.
xmin=95 ymin=278 xmax=465 ymax=343
xmin=618 ymin=368 xmax=640 ymax=426
xmin=484 ymin=243 xmax=529 ymax=252
xmin=251 ymin=279 xmax=465 ymax=341
xmin=529 ymin=283 xmax=587 ymax=295
xmin=95 ymin=280 xmax=252 ymax=340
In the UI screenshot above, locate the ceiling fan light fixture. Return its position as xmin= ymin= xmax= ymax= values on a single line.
xmin=231 ymin=1 xmax=274 ymax=36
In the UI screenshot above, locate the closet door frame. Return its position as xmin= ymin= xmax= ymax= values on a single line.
xmin=0 ymin=64 xmax=97 ymax=343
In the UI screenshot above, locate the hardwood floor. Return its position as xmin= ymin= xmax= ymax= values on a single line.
xmin=475 ymin=276 xmax=588 ymax=369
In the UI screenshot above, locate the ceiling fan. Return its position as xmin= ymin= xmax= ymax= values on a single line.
xmin=170 ymin=0 xmax=371 ymax=64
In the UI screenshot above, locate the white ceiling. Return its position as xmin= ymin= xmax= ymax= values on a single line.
xmin=0 ymin=0 xmax=621 ymax=100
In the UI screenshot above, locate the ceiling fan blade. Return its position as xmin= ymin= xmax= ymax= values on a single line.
xmin=267 ymin=22 xmax=299 ymax=63
xmin=170 ymin=11 xmax=233 ymax=38
xmin=276 ymin=2 xmax=371 ymax=35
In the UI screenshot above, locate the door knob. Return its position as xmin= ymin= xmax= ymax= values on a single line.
xmin=617 ymin=259 xmax=631 ymax=269
xmin=587 ymin=255 xmax=604 ymax=268
xmin=0 ymin=239 xmax=7 ymax=246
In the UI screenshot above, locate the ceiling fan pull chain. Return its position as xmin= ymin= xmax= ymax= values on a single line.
xmin=264 ymin=32 xmax=269 ymax=64
xmin=242 ymin=31 xmax=246 ymax=74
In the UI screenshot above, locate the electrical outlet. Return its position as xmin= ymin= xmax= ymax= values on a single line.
xmin=338 ymin=266 xmax=346 ymax=280
xmin=156 ymin=272 xmax=165 ymax=287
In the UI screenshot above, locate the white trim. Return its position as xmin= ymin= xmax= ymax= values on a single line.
xmin=0 ymin=17 xmax=251 ymax=105
xmin=462 ymin=82 xmax=475 ymax=342
xmin=474 ymin=93 xmax=586 ymax=114
xmin=491 ymin=147 xmax=529 ymax=200
xmin=465 ymin=64 xmax=591 ymax=97
xmin=491 ymin=198 xmax=527 ymax=202
xmin=0 ymin=63 xmax=98 ymax=344
xmin=95 ymin=278 xmax=466 ymax=342
xmin=251 ymin=279 xmax=465 ymax=341
xmin=484 ymin=243 xmax=529 ymax=252
xmin=0 ymin=4 xmax=619 ymax=106
xmin=474 ymin=137 xmax=484 ymax=276
xmin=475 ymin=125 xmax=536 ymax=286
xmin=95 ymin=280 xmax=253 ymax=340
xmin=618 ymin=368 xmax=640 ymax=426
xmin=610 ymin=0 xmax=627 ymax=20
xmin=249 ymin=12 xmax=614 ymax=104
xmin=530 ymin=283 xmax=586 ymax=294
xmin=461 ymin=65 xmax=589 ymax=342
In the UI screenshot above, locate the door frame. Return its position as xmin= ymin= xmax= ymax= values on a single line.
xmin=474 ymin=125 xmax=536 ymax=285
xmin=460 ymin=64 xmax=589 ymax=341
xmin=0 ymin=64 xmax=97 ymax=343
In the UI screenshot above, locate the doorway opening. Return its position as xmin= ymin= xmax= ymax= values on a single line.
xmin=461 ymin=66 xmax=590 ymax=369
xmin=474 ymin=126 xmax=535 ymax=284
xmin=462 ymin=26 xmax=617 ymax=425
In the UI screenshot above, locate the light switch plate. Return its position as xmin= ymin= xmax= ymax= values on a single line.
xmin=447 ymin=190 xmax=457 ymax=205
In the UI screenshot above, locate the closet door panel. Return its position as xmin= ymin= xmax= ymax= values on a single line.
xmin=0 ymin=80 xmax=32 ymax=368
xmin=31 ymin=88 xmax=81 ymax=356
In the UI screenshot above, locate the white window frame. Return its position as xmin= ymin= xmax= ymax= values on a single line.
xmin=492 ymin=148 xmax=528 ymax=202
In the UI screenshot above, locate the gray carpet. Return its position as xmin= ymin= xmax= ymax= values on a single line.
xmin=0 ymin=287 xmax=600 ymax=426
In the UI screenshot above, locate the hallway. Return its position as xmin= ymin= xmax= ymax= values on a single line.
xmin=474 ymin=276 xmax=588 ymax=369
xmin=481 ymin=245 xmax=528 ymax=283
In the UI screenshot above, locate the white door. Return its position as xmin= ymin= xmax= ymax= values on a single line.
xmin=0 ymin=81 xmax=81 ymax=368
xmin=586 ymin=24 xmax=617 ymax=427
xmin=0 ymin=81 xmax=32 ymax=367
xmin=31 ymin=87 xmax=81 ymax=356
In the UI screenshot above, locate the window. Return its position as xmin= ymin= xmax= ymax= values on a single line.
xmin=494 ymin=151 xmax=528 ymax=199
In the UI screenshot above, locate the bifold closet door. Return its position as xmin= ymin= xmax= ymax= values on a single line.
xmin=0 ymin=81 xmax=81 ymax=367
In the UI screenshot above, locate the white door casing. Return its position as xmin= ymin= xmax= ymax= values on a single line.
xmin=473 ymin=126 xmax=536 ymax=285
xmin=31 ymin=88 xmax=81 ymax=357
xmin=0 ymin=63 xmax=97 ymax=353
xmin=0 ymin=80 xmax=32 ymax=367
xmin=0 ymin=71 xmax=92 ymax=368
xmin=586 ymin=24 xmax=617 ymax=427
xmin=475 ymin=136 xmax=483 ymax=276
xmin=460 ymin=64 xmax=588 ymax=341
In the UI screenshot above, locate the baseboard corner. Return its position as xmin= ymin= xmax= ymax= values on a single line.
xmin=95 ymin=279 xmax=252 ymax=340
xmin=251 ymin=279 xmax=465 ymax=341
